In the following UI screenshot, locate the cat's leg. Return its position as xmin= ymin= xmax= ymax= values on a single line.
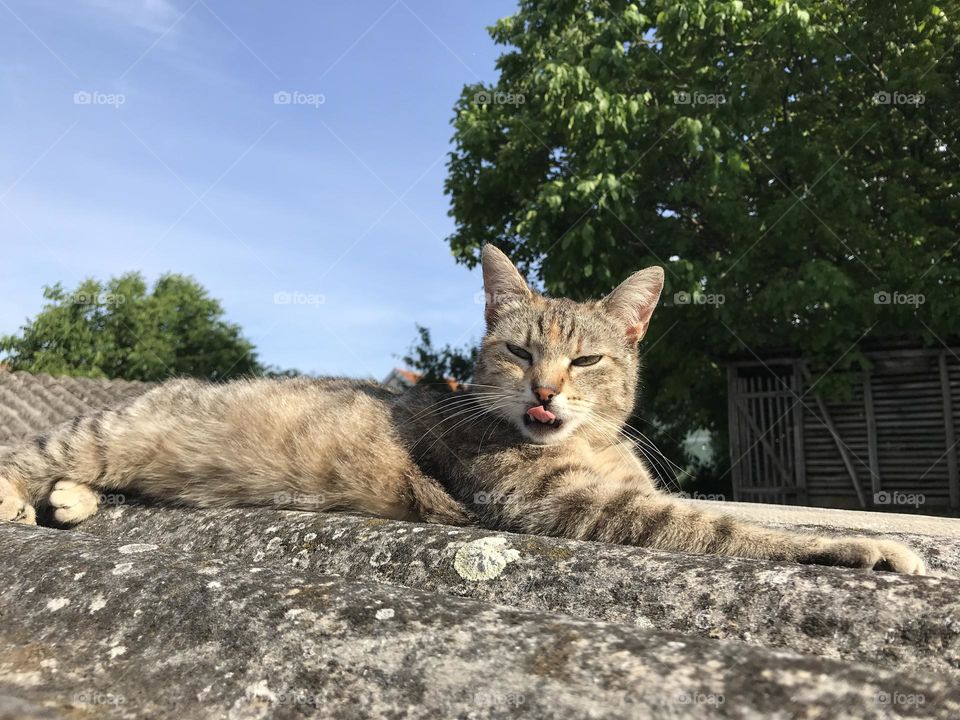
xmin=506 ymin=470 xmax=925 ymax=574
xmin=0 ymin=411 xmax=119 ymax=525
xmin=406 ymin=469 xmax=475 ymax=526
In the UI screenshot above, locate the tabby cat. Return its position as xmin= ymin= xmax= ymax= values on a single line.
xmin=0 ymin=246 xmax=925 ymax=573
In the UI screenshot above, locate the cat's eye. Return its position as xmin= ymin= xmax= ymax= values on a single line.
xmin=571 ymin=355 xmax=602 ymax=367
xmin=506 ymin=344 xmax=533 ymax=361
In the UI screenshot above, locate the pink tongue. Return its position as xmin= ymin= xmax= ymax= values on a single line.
xmin=527 ymin=405 xmax=556 ymax=423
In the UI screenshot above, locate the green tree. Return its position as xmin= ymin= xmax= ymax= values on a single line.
xmin=402 ymin=326 xmax=478 ymax=385
xmin=1 ymin=273 xmax=263 ymax=381
xmin=439 ymin=0 xmax=959 ymax=480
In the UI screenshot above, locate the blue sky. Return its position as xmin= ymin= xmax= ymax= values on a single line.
xmin=0 ymin=0 xmax=518 ymax=378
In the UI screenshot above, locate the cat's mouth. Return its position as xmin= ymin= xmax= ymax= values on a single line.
xmin=524 ymin=405 xmax=564 ymax=430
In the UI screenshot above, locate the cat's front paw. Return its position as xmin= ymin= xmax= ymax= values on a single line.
xmin=0 ymin=491 xmax=36 ymax=525
xmin=817 ymin=537 xmax=926 ymax=575
xmin=49 ymin=480 xmax=100 ymax=524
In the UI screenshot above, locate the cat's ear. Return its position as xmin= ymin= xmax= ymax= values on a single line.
xmin=481 ymin=244 xmax=532 ymax=324
xmin=601 ymin=267 xmax=664 ymax=343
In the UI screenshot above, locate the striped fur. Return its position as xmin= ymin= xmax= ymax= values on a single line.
xmin=0 ymin=245 xmax=925 ymax=574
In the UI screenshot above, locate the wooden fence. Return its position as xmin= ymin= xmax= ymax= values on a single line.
xmin=727 ymin=348 xmax=960 ymax=515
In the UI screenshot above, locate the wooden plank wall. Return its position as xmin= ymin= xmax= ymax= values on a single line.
xmin=728 ymin=349 xmax=960 ymax=516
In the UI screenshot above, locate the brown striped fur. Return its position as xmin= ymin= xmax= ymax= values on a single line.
xmin=0 ymin=246 xmax=924 ymax=573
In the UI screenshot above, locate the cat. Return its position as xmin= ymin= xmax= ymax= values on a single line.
xmin=0 ymin=245 xmax=925 ymax=574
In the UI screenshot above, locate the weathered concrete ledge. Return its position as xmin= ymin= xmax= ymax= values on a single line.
xmin=684 ymin=499 xmax=960 ymax=537
xmin=73 ymin=504 xmax=960 ymax=679
xmin=679 ymin=498 xmax=960 ymax=575
xmin=2 ymin=523 xmax=959 ymax=720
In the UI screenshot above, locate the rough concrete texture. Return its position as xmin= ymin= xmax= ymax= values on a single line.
xmin=684 ymin=500 xmax=960 ymax=538
xmin=2 ymin=523 xmax=958 ymax=720
xmin=680 ymin=499 xmax=960 ymax=576
xmin=74 ymin=504 xmax=960 ymax=679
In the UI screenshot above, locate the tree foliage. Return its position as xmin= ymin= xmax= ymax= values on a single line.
xmin=1 ymin=273 xmax=263 ymax=381
xmin=402 ymin=326 xmax=478 ymax=385
xmin=439 ymin=0 xmax=959 ymax=472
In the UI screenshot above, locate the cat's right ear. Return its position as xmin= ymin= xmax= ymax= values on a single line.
xmin=481 ymin=244 xmax=532 ymax=324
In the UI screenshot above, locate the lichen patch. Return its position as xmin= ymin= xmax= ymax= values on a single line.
xmin=453 ymin=537 xmax=521 ymax=581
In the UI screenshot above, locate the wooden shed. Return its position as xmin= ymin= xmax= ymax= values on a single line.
xmin=727 ymin=347 xmax=960 ymax=516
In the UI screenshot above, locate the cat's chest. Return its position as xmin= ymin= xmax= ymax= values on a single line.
xmin=467 ymin=437 xmax=640 ymax=482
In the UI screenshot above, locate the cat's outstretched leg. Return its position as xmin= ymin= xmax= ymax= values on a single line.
xmin=487 ymin=465 xmax=926 ymax=574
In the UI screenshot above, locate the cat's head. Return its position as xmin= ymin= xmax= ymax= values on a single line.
xmin=472 ymin=245 xmax=663 ymax=445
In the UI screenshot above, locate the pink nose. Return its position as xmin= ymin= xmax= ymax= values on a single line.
xmin=533 ymin=385 xmax=559 ymax=403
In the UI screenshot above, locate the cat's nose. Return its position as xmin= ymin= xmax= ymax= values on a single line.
xmin=532 ymin=384 xmax=560 ymax=404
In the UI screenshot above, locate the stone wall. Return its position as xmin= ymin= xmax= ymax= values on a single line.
xmin=1 ymin=501 xmax=959 ymax=717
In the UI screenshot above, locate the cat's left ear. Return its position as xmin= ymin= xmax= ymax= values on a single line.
xmin=481 ymin=244 xmax=532 ymax=324
xmin=601 ymin=267 xmax=664 ymax=343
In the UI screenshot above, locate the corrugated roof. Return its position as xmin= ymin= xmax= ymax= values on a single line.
xmin=0 ymin=372 xmax=153 ymax=449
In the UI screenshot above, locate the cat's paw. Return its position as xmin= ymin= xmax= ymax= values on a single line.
xmin=819 ymin=537 xmax=926 ymax=575
xmin=0 ymin=492 xmax=36 ymax=524
xmin=49 ymin=480 xmax=100 ymax=524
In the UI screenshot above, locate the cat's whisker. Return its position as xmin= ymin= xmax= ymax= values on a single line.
xmin=418 ymin=401 xmax=512 ymax=458
xmin=408 ymin=399 xmax=501 ymax=451
xmin=583 ymin=410 xmax=688 ymax=494
xmin=570 ymin=400 xmax=690 ymax=480
xmin=404 ymin=392 xmax=509 ymax=424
